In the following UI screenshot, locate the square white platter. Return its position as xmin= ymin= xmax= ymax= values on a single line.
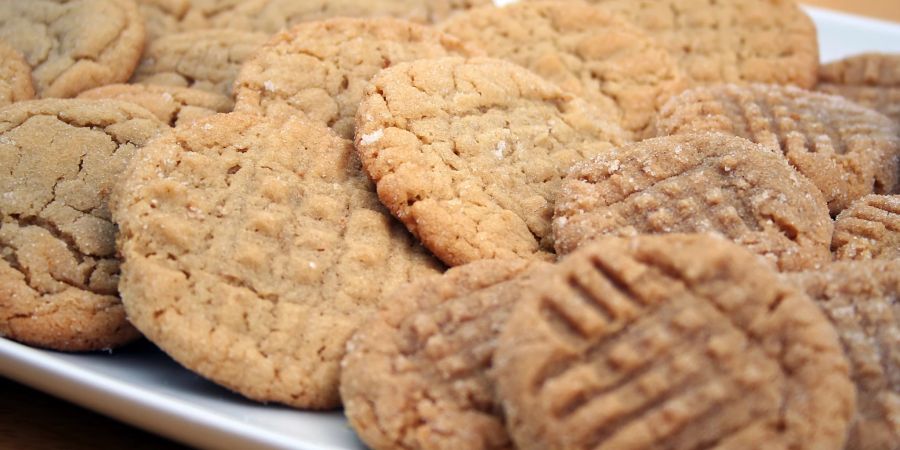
xmin=1 ymin=4 xmax=899 ymax=450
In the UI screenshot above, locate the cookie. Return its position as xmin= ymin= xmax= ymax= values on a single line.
xmin=131 ymin=30 xmax=268 ymax=97
xmin=818 ymin=53 xmax=900 ymax=130
xmin=787 ymin=260 xmax=899 ymax=450
xmin=655 ymin=83 xmax=900 ymax=214
xmin=0 ymin=0 xmax=145 ymax=98
xmin=441 ymin=1 xmax=684 ymax=136
xmin=832 ymin=194 xmax=900 ymax=261
xmin=233 ymin=17 xmax=479 ymax=139
xmin=0 ymin=41 xmax=34 ymax=108
xmin=341 ymin=258 xmax=551 ymax=450
xmin=356 ymin=57 xmax=628 ymax=266
xmin=0 ymin=99 xmax=166 ymax=351
xmin=554 ymin=133 xmax=833 ymax=271
xmin=112 ymin=112 xmax=442 ymax=409
xmin=78 ymin=84 xmax=233 ymax=127
xmin=494 ymin=234 xmax=855 ymax=450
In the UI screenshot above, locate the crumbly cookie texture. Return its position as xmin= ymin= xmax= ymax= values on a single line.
xmin=112 ymin=112 xmax=442 ymax=409
xmin=786 ymin=260 xmax=899 ymax=450
xmin=554 ymin=133 xmax=833 ymax=272
xmin=655 ymin=83 xmax=900 ymax=214
xmin=0 ymin=99 xmax=165 ymax=351
xmin=342 ymin=258 xmax=550 ymax=450
xmin=356 ymin=57 xmax=628 ymax=266
xmin=495 ymin=234 xmax=855 ymax=450
xmin=818 ymin=53 xmax=900 ymax=130
xmin=78 ymin=84 xmax=234 ymax=127
xmin=0 ymin=0 xmax=145 ymax=98
xmin=0 ymin=41 xmax=35 ymax=107
xmin=441 ymin=1 xmax=684 ymax=137
xmin=234 ymin=17 xmax=479 ymax=140
xmin=131 ymin=29 xmax=268 ymax=97
xmin=832 ymin=195 xmax=900 ymax=261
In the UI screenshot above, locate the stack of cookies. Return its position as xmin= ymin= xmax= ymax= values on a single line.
xmin=0 ymin=0 xmax=897 ymax=449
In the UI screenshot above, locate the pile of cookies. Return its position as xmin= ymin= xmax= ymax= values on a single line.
xmin=0 ymin=0 xmax=897 ymax=449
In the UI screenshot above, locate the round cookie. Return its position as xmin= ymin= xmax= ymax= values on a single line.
xmin=233 ymin=17 xmax=479 ymax=140
xmin=441 ymin=1 xmax=684 ymax=137
xmin=818 ymin=53 xmax=900 ymax=131
xmin=131 ymin=30 xmax=268 ymax=97
xmin=0 ymin=0 xmax=145 ymax=98
xmin=655 ymin=83 xmax=900 ymax=214
xmin=832 ymin=194 xmax=900 ymax=261
xmin=112 ymin=112 xmax=442 ymax=409
xmin=494 ymin=234 xmax=855 ymax=450
xmin=356 ymin=57 xmax=629 ymax=266
xmin=0 ymin=99 xmax=166 ymax=351
xmin=0 ymin=41 xmax=34 ymax=108
xmin=553 ymin=133 xmax=833 ymax=272
xmin=78 ymin=84 xmax=234 ymax=127
xmin=341 ymin=258 xmax=551 ymax=450
xmin=787 ymin=260 xmax=899 ymax=450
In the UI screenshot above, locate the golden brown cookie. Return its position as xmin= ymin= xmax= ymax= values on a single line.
xmin=0 ymin=41 xmax=34 ymax=108
xmin=787 ymin=260 xmax=899 ymax=450
xmin=77 ymin=84 xmax=233 ymax=127
xmin=818 ymin=53 xmax=900 ymax=131
xmin=832 ymin=194 xmax=900 ymax=261
xmin=131 ymin=29 xmax=268 ymax=97
xmin=554 ymin=133 xmax=833 ymax=272
xmin=0 ymin=99 xmax=166 ymax=351
xmin=655 ymin=84 xmax=900 ymax=214
xmin=341 ymin=258 xmax=551 ymax=450
xmin=112 ymin=112 xmax=442 ymax=409
xmin=495 ymin=234 xmax=855 ymax=450
xmin=0 ymin=0 xmax=145 ymax=98
xmin=233 ymin=17 xmax=479 ymax=140
xmin=441 ymin=1 xmax=684 ymax=137
xmin=356 ymin=57 xmax=628 ymax=266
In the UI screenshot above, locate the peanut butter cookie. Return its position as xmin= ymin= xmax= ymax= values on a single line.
xmin=0 ymin=41 xmax=34 ymax=108
xmin=832 ymin=194 xmax=900 ymax=261
xmin=78 ymin=84 xmax=233 ymax=127
xmin=495 ymin=234 xmax=855 ymax=450
xmin=356 ymin=57 xmax=628 ymax=266
xmin=0 ymin=99 xmax=166 ymax=351
xmin=818 ymin=53 xmax=900 ymax=130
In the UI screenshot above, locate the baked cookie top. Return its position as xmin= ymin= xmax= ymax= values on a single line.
xmin=787 ymin=260 xmax=900 ymax=450
xmin=554 ymin=133 xmax=833 ymax=271
xmin=78 ymin=84 xmax=234 ymax=127
xmin=0 ymin=40 xmax=34 ymax=108
xmin=234 ymin=17 xmax=478 ymax=139
xmin=495 ymin=234 xmax=855 ymax=450
xmin=131 ymin=29 xmax=268 ymax=97
xmin=341 ymin=258 xmax=550 ymax=450
xmin=818 ymin=53 xmax=900 ymax=129
xmin=655 ymin=83 xmax=900 ymax=214
xmin=0 ymin=0 xmax=145 ymax=98
xmin=355 ymin=57 xmax=628 ymax=266
xmin=832 ymin=194 xmax=900 ymax=261
xmin=112 ymin=112 xmax=442 ymax=409
xmin=0 ymin=99 xmax=165 ymax=351
xmin=441 ymin=1 xmax=684 ymax=136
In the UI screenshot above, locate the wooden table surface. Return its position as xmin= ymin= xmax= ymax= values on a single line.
xmin=2 ymin=1 xmax=898 ymax=449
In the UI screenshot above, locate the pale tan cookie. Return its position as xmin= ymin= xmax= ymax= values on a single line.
xmin=832 ymin=195 xmax=900 ymax=261
xmin=78 ymin=84 xmax=233 ymax=127
xmin=655 ymin=83 xmax=900 ymax=214
xmin=818 ymin=53 xmax=900 ymax=130
xmin=112 ymin=112 xmax=442 ymax=409
xmin=0 ymin=99 xmax=166 ymax=351
xmin=131 ymin=30 xmax=268 ymax=97
xmin=0 ymin=41 xmax=34 ymax=108
xmin=441 ymin=1 xmax=684 ymax=137
xmin=233 ymin=17 xmax=479 ymax=139
xmin=787 ymin=260 xmax=899 ymax=450
xmin=342 ymin=258 xmax=551 ymax=450
xmin=554 ymin=133 xmax=833 ymax=272
xmin=356 ymin=57 xmax=628 ymax=266
xmin=0 ymin=0 xmax=145 ymax=98
xmin=495 ymin=234 xmax=855 ymax=450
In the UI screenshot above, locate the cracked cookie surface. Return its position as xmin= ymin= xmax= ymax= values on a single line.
xmin=832 ymin=194 xmax=900 ymax=261
xmin=0 ymin=0 xmax=145 ymax=98
xmin=817 ymin=53 xmax=900 ymax=131
xmin=112 ymin=112 xmax=442 ymax=409
xmin=356 ymin=57 xmax=628 ymax=266
xmin=0 ymin=41 xmax=35 ymax=108
xmin=234 ymin=17 xmax=479 ymax=139
xmin=495 ymin=234 xmax=854 ymax=450
xmin=78 ymin=84 xmax=233 ymax=127
xmin=0 ymin=99 xmax=165 ymax=351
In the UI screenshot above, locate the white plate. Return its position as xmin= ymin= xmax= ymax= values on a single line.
xmin=1 ymin=5 xmax=899 ymax=450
